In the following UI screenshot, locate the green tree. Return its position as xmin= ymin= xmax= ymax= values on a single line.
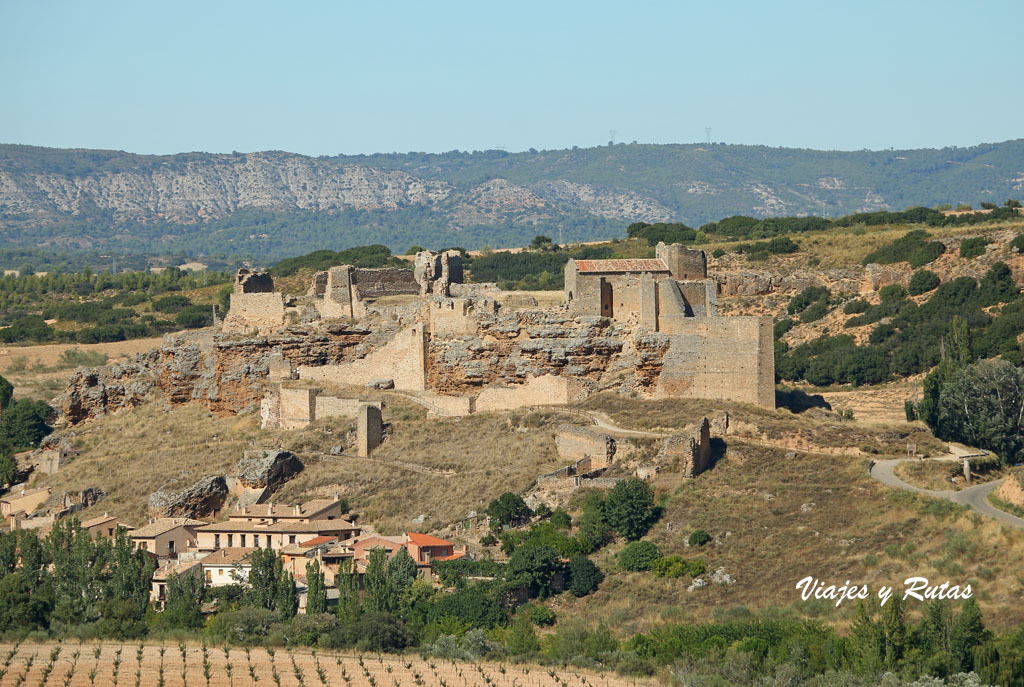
xmin=364 ymin=547 xmax=393 ymax=613
xmin=247 ymin=547 xmax=284 ymax=611
xmin=486 ymin=492 xmax=532 ymax=531
xmin=952 ymin=595 xmax=990 ymax=672
xmin=605 ymin=477 xmax=657 ymax=540
xmin=160 ymin=571 xmax=205 ymax=630
xmin=99 ymin=527 xmax=155 ymax=637
xmin=335 ymin=558 xmax=362 ymax=625
xmin=550 ymin=507 xmax=571 ymax=529
xmin=506 ymin=613 xmax=540 ymax=655
xmin=305 ymin=559 xmax=327 ymax=615
xmin=275 ymin=571 xmax=298 ymax=620
xmin=0 ymin=399 xmax=53 ymax=452
xmin=577 ymin=491 xmax=612 ymax=553
xmin=0 ymin=374 xmax=12 ymax=411
xmin=0 ymin=453 xmax=16 ymax=488
xmin=567 ymin=556 xmax=603 ymax=597
xmin=0 ymin=571 xmax=53 ymax=632
xmin=386 ymin=547 xmax=418 ymax=608
xmin=507 ymin=544 xmax=563 ymax=599
xmin=936 ymin=359 xmax=1024 ymax=465
xmin=47 ymin=518 xmax=110 ymax=630
xmin=617 ymin=540 xmax=662 ymax=571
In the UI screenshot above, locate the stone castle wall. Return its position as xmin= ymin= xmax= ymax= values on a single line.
xmin=554 ymin=425 xmax=615 ymax=469
xmin=300 ymin=323 xmax=427 ymax=391
xmin=653 ymin=316 xmax=774 ymax=407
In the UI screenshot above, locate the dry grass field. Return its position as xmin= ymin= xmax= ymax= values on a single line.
xmin=38 ymin=386 xmax=578 ymax=534
xmin=0 ymin=642 xmax=645 ymax=687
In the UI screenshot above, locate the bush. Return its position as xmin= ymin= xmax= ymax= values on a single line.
xmin=787 ymin=287 xmax=830 ymax=315
xmin=878 ymin=284 xmax=907 ymax=303
xmin=567 ymin=556 xmax=604 ymax=597
xmin=960 ymin=237 xmax=990 ymax=259
xmin=651 ymin=556 xmax=706 ymax=578
xmin=843 ymin=299 xmax=870 ymax=314
xmin=550 ymin=507 xmax=571 ymax=529
xmin=353 ymin=612 xmax=413 ymax=652
xmin=524 ymin=603 xmax=555 ymax=626
xmin=908 ymin=269 xmax=940 ymax=295
xmin=605 ymin=477 xmax=658 ymax=540
xmin=1010 ymin=234 xmax=1024 ymax=253
xmin=711 ymin=248 xmax=725 ymax=258
xmin=152 ymin=295 xmax=192 ymax=313
xmin=618 ymin=541 xmax=662 ymax=571
xmin=206 ymin=607 xmax=278 ymax=645
xmin=862 ymin=230 xmax=945 ymax=268
xmin=773 ymin=318 xmax=796 ymax=339
xmin=175 ymin=305 xmax=213 ymax=329
xmin=799 ymin=300 xmax=829 ymax=323
xmin=688 ymin=529 xmax=711 ymax=547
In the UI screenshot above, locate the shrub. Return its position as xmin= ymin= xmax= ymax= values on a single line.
xmin=618 ymin=541 xmax=662 ymax=571
xmin=532 ymin=503 xmax=552 ymax=519
xmin=960 ymin=237 xmax=990 ymax=259
xmin=206 ymin=607 xmax=278 ymax=645
xmin=479 ymin=533 xmax=498 ymax=547
xmin=353 ymin=613 xmax=413 ymax=652
xmin=843 ymin=299 xmax=870 ymax=315
xmin=567 ymin=556 xmax=604 ymax=597
xmin=862 ymin=230 xmax=945 ymax=268
xmin=550 ymin=507 xmax=571 ymax=529
xmin=152 ymin=295 xmax=192 ymax=313
xmin=651 ymin=556 xmax=706 ymax=578
xmin=605 ymin=477 xmax=658 ymax=540
xmin=773 ymin=318 xmax=796 ymax=339
xmin=688 ymin=529 xmax=711 ymax=547
xmin=711 ymin=248 xmax=725 ymax=258
xmin=908 ymin=269 xmax=940 ymax=295
xmin=1010 ymin=234 xmax=1024 ymax=253
xmin=787 ymin=286 xmax=830 ymax=315
xmin=525 ymin=603 xmax=555 ymax=626
xmin=799 ymin=300 xmax=829 ymax=323
xmin=878 ymin=284 xmax=907 ymax=303
xmin=486 ymin=492 xmax=532 ymax=530
xmin=175 ymin=305 xmax=213 ymax=329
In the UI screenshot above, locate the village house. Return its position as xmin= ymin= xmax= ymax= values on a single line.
xmin=80 ymin=513 xmax=134 ymax=540
xmin=201 ymin=547 xmax=256 ymax=586
xmin=1 ymin=486 xmax=51 ymax=518
xmin=129 ymin=517 xmax=205 ymax=558
xmin=351 ymin=532 xmax=465 ymax=578
xmin=192 ymin=518 xmax=360 ymax=552
xmin=150 ymin=559 xmax=202 ymax=607
xmin=228 ymin=497 xmax=348 ymax=525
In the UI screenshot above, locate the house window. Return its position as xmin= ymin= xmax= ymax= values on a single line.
xmin=108 ymin=528 xmax=114 ymax=537
xmin=289 ymin=535 xmax=296 ymax=544
xmin=168 ymin=540 xmax=175 ymax=555
xmin=219 ymin=569 xmax=223 ymax=576
xmin=227 ymin=534 xmax=233 ymax=547
xmin=240 ymin=534 xmax=246 ymax=547
xmin=205 ymin=570 xmax=211 ymax=582
xmin=214 ymin=534 xmax=220 ymax=548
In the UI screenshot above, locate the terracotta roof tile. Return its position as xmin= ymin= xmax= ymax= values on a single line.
xmin=406 ymin=532 xmax=455 ymax=547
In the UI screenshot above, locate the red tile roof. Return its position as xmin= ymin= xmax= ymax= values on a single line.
xmin=406 ymin=532 xmax=455 ymax=548
xmin=573 ymin=259 xmax=670 ymax=274
xmin=299 ymin=535 xmax=339 ymax=547
xmin=434 ymin=551 xmax=466 ymax=562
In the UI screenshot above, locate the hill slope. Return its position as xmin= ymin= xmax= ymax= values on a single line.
xmin=1 ymin=140 xmax=1023 ymax=260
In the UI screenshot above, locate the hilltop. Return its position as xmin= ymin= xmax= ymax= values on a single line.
xmin=2 ymin=140 xmax=1024 ymax=261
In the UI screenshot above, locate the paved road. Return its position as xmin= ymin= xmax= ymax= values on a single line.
xmin=870 ymin=455 xmax=1024 ymax=530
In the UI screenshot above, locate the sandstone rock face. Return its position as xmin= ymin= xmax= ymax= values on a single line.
xmin=61 ymin=358 xmax=158 ymax=424
xmin=148 ymin=476 xmax=228 ymax=518
xmin=234 ymin=450 xmax=304 ymax=490
xmin=863 ymin=263 xmax=911 ymax=291
xmin=715 ymin=269 xmax=861 ymax=297
xmin=59 ymin=324 xmax=376 ymax=424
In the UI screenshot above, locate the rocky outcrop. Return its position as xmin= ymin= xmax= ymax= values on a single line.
xmin=148 ymin=476 xmax=228 ymax=518
xmin=715 ymin=269 xmax=861 ymax=297
xmin=59 ymin=323 xmax=377 ymax=425
xmin=61 ymin=358 xmax=158 ymax=424
xmin=234 ymin=450 xmax=304 ymax=490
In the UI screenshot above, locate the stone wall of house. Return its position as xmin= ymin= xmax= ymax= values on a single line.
xmin=656 ymin=242 xmax=707 ymax=280
xmin=223 ymin=292 xmax=288 ymax=333
xmin=353 ymin=268 xmax=420 ymax=298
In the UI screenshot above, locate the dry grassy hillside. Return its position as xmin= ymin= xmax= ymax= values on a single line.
xmin=563 ymin=394 xmax=1024 ymax=632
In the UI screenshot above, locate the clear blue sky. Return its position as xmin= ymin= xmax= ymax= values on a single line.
xmin=1 ymin=0 xmax=1021 ymax=156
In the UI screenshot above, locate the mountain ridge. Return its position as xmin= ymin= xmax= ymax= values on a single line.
xmin=1 ymin=140 xmax=1022 ymax=260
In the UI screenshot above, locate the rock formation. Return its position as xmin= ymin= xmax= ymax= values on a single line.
xmin=148 ymin=476 xmax=228 ymax=518
xmin=234 ymin=449 xmax=304 ymax=490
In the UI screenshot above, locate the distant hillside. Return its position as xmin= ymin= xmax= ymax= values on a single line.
xmin=1 ymin=140 xmax=1023 ymax=261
